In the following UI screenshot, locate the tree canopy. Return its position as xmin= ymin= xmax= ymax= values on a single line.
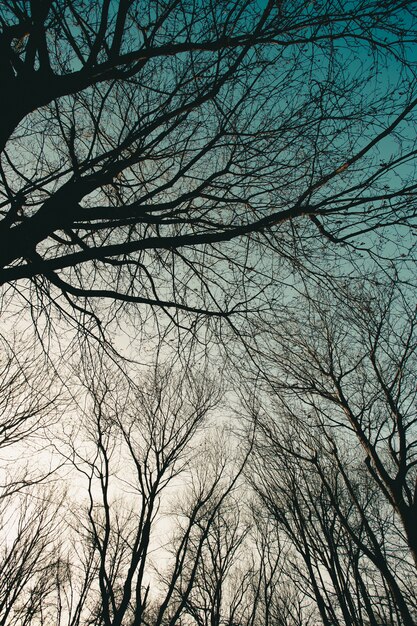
xmin=1 ymin=2 xmax=417 ymax=625
xmin=0 ymin=0 xmax=416 ymax=330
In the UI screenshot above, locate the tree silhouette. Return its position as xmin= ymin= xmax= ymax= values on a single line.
xmin=0 ymin=0 xmax=416 ymax=330
xmin=1 ymin=3 xmax=417 ymax=625
xmin=246 ymin=276 xmax=417 ymax=625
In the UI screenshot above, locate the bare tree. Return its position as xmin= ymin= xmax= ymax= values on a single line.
xmin=249 ymin=404 xmax=417 ymax=626
xmin=271 ymin=281 xmax=417 ymax=564
xmin=0 ymin=1 xmax=416 ymax=334
xmin=0 ymin=488 xmax=69 ymax=626
xmin=57 ymin=353 xmax=248 ymax=626
xmin=0 ymin=327 xmax=67 ymax=509
xmin=241 ymin=274 xmax=417 ymax=625
xmin=167 ymin=495 xmax=249 ymax=626
xmin=0 ymin=330 xmax=75 ymax=626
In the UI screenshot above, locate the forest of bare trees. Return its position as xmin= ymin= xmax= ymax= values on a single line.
xmin=0 ymin=1 xmax=417 ymax=624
